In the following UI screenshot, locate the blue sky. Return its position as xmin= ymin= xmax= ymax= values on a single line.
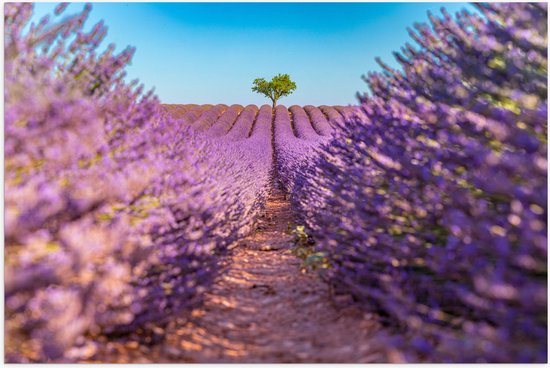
xmin=32 ymin=2 xmax=474 ymax=106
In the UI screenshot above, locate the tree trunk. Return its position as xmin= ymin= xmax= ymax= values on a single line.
xmin=272 ymin=100 xmax=276 ymax=110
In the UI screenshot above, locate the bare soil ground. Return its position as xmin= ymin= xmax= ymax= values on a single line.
xmin=87 ymin=185 xmax=389 ymax=363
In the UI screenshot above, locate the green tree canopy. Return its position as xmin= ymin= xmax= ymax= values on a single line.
xmin=251 ymin=74 xmax=297 ymax=109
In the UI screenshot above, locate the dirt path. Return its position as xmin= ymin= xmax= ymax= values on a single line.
xmin=88 ymin=184 xmax=389 ymax=363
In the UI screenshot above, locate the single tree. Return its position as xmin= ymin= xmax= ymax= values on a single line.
xmin=251 ymin=74 xmax=297 ymax=109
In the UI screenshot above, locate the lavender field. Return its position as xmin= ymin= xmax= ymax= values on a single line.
xmin=4 ymin=2 xmax=547 ymax=364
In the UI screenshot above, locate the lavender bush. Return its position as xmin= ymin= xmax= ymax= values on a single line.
xmin=318 ymin=105 xmax=344 ymax=127
xmin=206 ymin=104 xmax=244 ymax=137
xmin=274 ymin=105 xmax=330 ymax=194
xmin=225 ymin=104 xmax=260 ymax=140
xmin=290 ymin=3 xmax=547 ymax=362
xmin=162 ymin=104 xmax=204 ymax=125
xmin=192 ymin=103 xmax=227 ymax=131
xmin=303 ymin=105 xmax=334 ymax=137
xmin=5 ymin=3 xmax=272 ymax=362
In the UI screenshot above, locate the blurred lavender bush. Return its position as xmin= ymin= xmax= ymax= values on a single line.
xmin=290 ymin=3 xmax=547 ymax=362
xmin=5 ymin=3 xmax=271 ymax=362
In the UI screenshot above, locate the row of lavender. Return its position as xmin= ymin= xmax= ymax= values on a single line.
xmin=5 ymin=4 xmax=272 ymax=362
xmin=163 ymin=103 xmax=351 ymax=138
xmin=164 ymin=102 xmax=346 ymax=193
xmin=283 ymin=3 xmax=547 ymax=363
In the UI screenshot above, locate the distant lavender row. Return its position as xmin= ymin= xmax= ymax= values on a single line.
xmin=290 ymin=3 xmax=547 ymax=363
xmin=164 ymin=103 xmax=347 ymax=137
xmin=303 ymin=105 xmax=333 ymax=137
xmin=5 ymin=3 xmax=272 ymax=362
xmin=272 ymin=105 xmax=332 ymax=195
xmin=206 ymin=104 xmax=243 ymax=137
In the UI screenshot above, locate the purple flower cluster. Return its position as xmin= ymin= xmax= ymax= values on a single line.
xmin=290 ymin=3 xmax=547 ymax=362
xmin=5 ymin=4 xmax=272 ymax=362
